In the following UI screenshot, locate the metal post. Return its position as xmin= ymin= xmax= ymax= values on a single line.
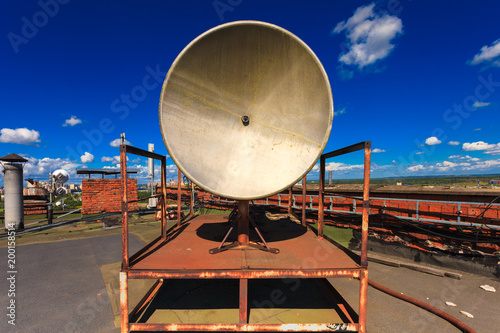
xmin=318 ymin=156 xmax=325 ymax=238
xmin=190 ymin=182 xmax=194 ymax=216
xmin=239 ymin=278 xmax=248 ymax=325
xmin=161 ymin=157 xmax=167 ymax=238
xmin=288 ymin=187 xmax=292 ymax=214
xmin=120 ymin=272 xmax=129 ymax=333
xmin=120 ymin=145 xmax=129 ymax=269
xmin=148 ymin=143 xmax=154 ymax=197
xmin=358 ymin=269 xmax=368 ymax=333
xmin=360 ymin=142 xmax=371 ymax=267
xmin=237 ymin=200 xmax=250 ymax=245
xmin=177 ymin=169 xmax=181 ymax=226
xmin=47 ymin=202 xmax=53 ymax=225
xmin=302 ymin=175 xmax=307 ymax=226
xmin=49 ymin=172 xmax=53 ymax=204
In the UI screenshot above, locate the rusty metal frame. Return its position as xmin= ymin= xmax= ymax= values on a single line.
xmin=120 ymin=144 xmax=168 ymax=269
xmin=318 ymin=141 xmax=371 ymax=333
xmin=120 ymin=143 xmax=371 ymax=333
xmin=120 ymin=144 xmax=169 ymax=333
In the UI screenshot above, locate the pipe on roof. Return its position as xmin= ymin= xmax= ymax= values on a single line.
xmin=369 ymin=279 xmax=477 ymax=333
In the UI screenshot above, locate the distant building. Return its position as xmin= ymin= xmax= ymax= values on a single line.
xmin=26 ymin=179 xmax=39 ymax=188
xmin=490 ymin=180 xmax=500 ymax=185
xmin=23 ymin=178 xmax=49 ymax=197
xmin=69 ymin=184 xmax=80 ymax=191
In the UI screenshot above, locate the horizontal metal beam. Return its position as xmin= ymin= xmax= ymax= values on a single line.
xmin=121 ymin=145 xmax=166 ymax=161
xmin=126 ymin=268 xmax=362 ymax=279
xmin=322 ymin=141 xmax=370 ymax=159
xmin=129 ymin=323 xmax=358 ymax=331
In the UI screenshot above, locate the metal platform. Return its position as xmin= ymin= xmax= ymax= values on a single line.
xmin=128 ymin=214 xmax=362 ymax=278
xmin=122 ymin=214 xmax=362 ymax=331
xmin=119 ymin=142 xmax=371 ymax=332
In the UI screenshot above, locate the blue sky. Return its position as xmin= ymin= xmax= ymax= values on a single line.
xmin=1 ymin=0 xmax=499 ymax=185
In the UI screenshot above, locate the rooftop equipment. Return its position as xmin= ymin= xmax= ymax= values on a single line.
xmin=119 ymin=21 xmax=371 ymax=333
xmin=159 ymin=20 xmax=333 ymax=253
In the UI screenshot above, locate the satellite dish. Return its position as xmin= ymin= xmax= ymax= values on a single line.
xmin=52 ymin=169 xmax=70 ymax=184
xmin=56 ymin=187 xmax=66 ymax=196
xmin=160 ymin=21 xmax=333 ymax=200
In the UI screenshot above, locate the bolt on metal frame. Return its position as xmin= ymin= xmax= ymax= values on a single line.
xmin=119 ymin=141 xmax=371 ymax=333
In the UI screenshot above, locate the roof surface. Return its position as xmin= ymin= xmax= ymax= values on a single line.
xmin=0 ymin=153 xmax=28 ymax=163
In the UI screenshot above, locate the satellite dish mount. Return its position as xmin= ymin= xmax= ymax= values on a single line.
xmin=209 ymin=200 xmax=279 ymax=254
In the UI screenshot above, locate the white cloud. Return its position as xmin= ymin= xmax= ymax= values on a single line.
xmin=407 ymin=164 xmax=426 ymax=172
xmin=472 ymin=101 xmax=490 ymax=108
xmin=166 ymin=164 xmax=177 ymax=173
xmin=101 ymin=156 xmax=115 ymax=163
xmin=407 ymin=160 xmax=472 ymax=173
xmin=469 ymin=39 xmax=500 ymax=67
xmin=372 ymin=148 xmax=386 ymax=153
xmin=448 ymin=155 xmax=481 ymax=162
xmin=117 ymin=163 xmax=177 ymax=180
xmin=110 ymin=138 xmax=131 ymax=147
xmin=404 ymin=154 xmax=500 ymax=174
xmin=448 ymin=141 xmax=460 ymax=146
xmin=325 ymin=162 xmax=363 ymax=172
xmin=333 ymin=3 xmax=403 ymax=69
xmin=80 ymin=152 xmax=94 ymax=163
xmin=0 ymin=128 xmax=41 ymax=146
xmin=461 ymin=158 xmax=500 ymax=171
xmin=425 ymin=136 xmax=442 ymax=146
xmin=101 ymin=156 xmax=119 ymax=164
xmin=21 ymin=156 xmax=80 ymax=180
xmin=62 ymin=115 xmax=82 ymax=127
xmin=473 ymin=128 xmax=481 ymax=131
xmin=102 ymin=155 xmax=129 ymax=164
xmin=435 ymin=160 xmax=457 ymax=171
xmin=334 ymin=108 xmax=346 ymax=116
xmin=415 ymin=151 xmax=424 ymax=155
xmin=462 ymin=141 xmax=496 ymax=151
xmin=483 ymin=144 xmax=500 ymax=156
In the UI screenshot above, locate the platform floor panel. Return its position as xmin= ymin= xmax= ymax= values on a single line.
xmin=134 ymin=279 xmax=352 ymax=325
xmin=129 ymin=214 xmax=361 ymax=273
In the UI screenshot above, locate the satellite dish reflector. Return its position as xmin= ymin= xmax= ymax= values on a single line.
xmin=160 ymin=21 xmax=333 ymax=200
xmin=52 ymin=169 xmax=70 ymax=184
